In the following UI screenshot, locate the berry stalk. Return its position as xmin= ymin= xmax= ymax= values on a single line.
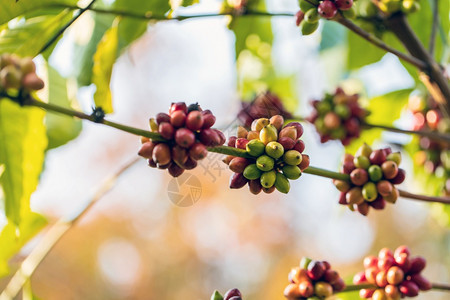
xmin=303 ymin=166 xmax=350 ymax=181
xmin=398 ymin=189 xmax=450 ymax=205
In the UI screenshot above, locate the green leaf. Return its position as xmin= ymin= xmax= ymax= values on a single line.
xmin=0 ymin=99 xmax=47 ymax=226
xmin=366 ymin=89 xmax=412 ymax=126
xmin=346 ymin=30 xmax=385 ymax=70
xmin=0 ymin=0 xmax=76 ymax=25
xmin=0 ymin=10 xmax=72 ymax=57
xmin=0 ymin=212 xmax=47 ymax=277
xmin=92 ymin=18 xmax=119 ymax=114
xmin=46 ymin=65 xmax=82 ymax=150
xmin=210 ymin=290 xmax=224 ymax=300
xmin=181 ymin=0 xmax=200 ymax=7
xmin=320 ymin=21 xmax=347 ymax=51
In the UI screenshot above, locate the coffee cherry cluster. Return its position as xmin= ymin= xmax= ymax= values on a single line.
xmin=238 ymin=91 xmax=293 ymax=129
xmin=211 ymin=288 xmax=243 ymax=300
xmin=354 ymin=246 xmax=431 ymax=299
xmin=224 ymin=115 xmax=309 ymax=194
xmin=138 ymin=102 xmax=224 ymax=177
xmin=409 ymin=95 xmax=450 ymax=194
xmin=307 ymin=88 xmax=368 ymax=145
xmin=372 ymin=0 xmax=420 ymax=15
xmin=0 ymin=54 xmax=44 ymax=93
xmin=334 ymin=144 xmax=405 ymax=215
xmin=284 ymin=257 xmax=345 ymax=299
xmin=296 ymin=0 xmax=355 ymax=35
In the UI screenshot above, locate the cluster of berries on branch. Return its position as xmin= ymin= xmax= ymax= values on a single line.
xmin=0 ymin=54 xmax=44 ymax=93
xmin=296 ymin=0 xmax=355 ymax=35
xmin=354 ymin=246 xmax=431 ymax=299
xmin=334 ymin=144 xmax=405 ymax=215
xmin=238 ymin=92 xmax=293 ymax=129
xmin=372 ymin=0 xmax=420 ymax=15
xmin=138 ymin=102 xmax=224 ymax=177
xmin=284 ymin=257 xmax=345 ymax=299
xmin=211 ymin=288 xmax=243 ymax=300
xmin=224 ymin=115 xmax=309 ymax=194
xmin=307 ymin=87 xmax=368 ymax=145
xmin=409 ymin=94 xmax=450 ymax=194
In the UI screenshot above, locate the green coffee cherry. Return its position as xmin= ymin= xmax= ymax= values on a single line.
xmin=265 ymin=141 xmax=284 ymax=159
xmin=317 ymin=101 xmax=332 ymax=114
xmin=300 ymin=20 xmax=319 ymax=35
xmin=342 ymin=6 xmax=356 ymax=18
xmin=335 ymin=104 xmax=350 ymax=119
xmin=299 ymin=257 xmax=312 ymax=269
xmin=362 ymin=182 xmax=377 ymax=201
xmin=260 ymin=170 xmax=277 ymax=188
xmin=284 ymin=150 xmax=303 ymax=166
xmin=314 ymin=118 xmax=326 ymax=133
xmin=256 ymin=155 xmax=275 ymax=171
xmin=275 ymin=172 xmax=290 ymax=193
xmin=368 ymin=165 xmax=383 ymax=182
xmin=330 ymin=127 xmax=346 ymax=140
xmin=305 ymin=8 xmax=320 ymax=24
xmin=246 ymin=139 xmax=265 ymax=157
xmin=282 ymin=165 xmax=302 ymax=180
xmin=243 ymin=164 xmax=262 ymax=180
xmin=354 ymin=155 xmax=370 ymax=169
xmin=386 ymin=152 xmax=401 ymax=165
xmin=299 ymin=0 xmax=316 ymax=12
xmin=356 ymin=143 xmax=372 ymax=158
xmin=259 ymin=124 xmax=278 ymax=145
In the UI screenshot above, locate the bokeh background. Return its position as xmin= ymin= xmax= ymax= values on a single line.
xmin=0 ymin=0 xmax=449 ymax=299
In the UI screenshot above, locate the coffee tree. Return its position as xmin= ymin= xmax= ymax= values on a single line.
xmin=0 ymin=0 xmax=449 ymax=299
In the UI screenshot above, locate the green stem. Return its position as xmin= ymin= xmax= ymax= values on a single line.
xmin=207 ymin=145 xmax=253 ymax=158
xmin=339 ymin=284 xmax=376 ymax=293
xmin=361 ymin=122 xmax=450 ymax=143
xmin=303 ymin=166 xmax=350 ymax=182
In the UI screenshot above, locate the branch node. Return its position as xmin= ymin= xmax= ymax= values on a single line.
xmin=91 ymin=107 xmax=105 ymax=123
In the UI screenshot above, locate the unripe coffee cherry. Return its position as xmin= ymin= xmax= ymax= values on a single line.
xmin=384 ymin=284 xmax=400 ymax=299
xmin=284 ymin=283 xmax=302 ymax=299
xmin=282 ymin=165 xmax=302 ymax=180
xmin=265 ymin=141 xmax=284 ymax=159
xmin=237 ymin=126 xmax=248 ymax=139
xmin=22 ymin=73 xmax=44 ymax=90
xmin=283 ymin=150 xmax=303 ymax=166
xmin=377 ymin=180 xmax=393 ymax=197
xmin=323 ymin=112 xmax=340 ymax=129
xmin=318 ymin=0 xmax=338 ymax=19
xmin=368 ymin=165 xmax=383 ymax=181
xmin=185 ymin=110 xmax=204 ymax=131
xmin=346 ymin=187 xmax=364 ymax=205
xmin=376 ymin=270 xmax=388 ymax=287
xmin=354 ymin=155 xmax=371 ymax=169
xmin=256 ymin=155 xmax=275 ymax=171
xmin=246 ymin=139 xmax=265 ymax=156
xmin=365 ymin=266 xmax=378 ymax=284
xmin=298 ymin=154 xmax=310 ymax=171
xmin=260 ymin=170 xmax=277 ymax=188
xmin=314 ymin=282 xmax=333 ymax=297
xmin=299 ymin=257 xmax=312 ymax=270
xmin=285 ymin=122 xmax=304 ymax=139
xmin=362 ymin=182 xmax=377 ymax=201
xmin=138 ymin=141 xmax=156 ymax=159
xmin=279 ymin=126 xmax=297 ymax=140
xmin=270 ymin=115 xmax=284 ymax=131
xmin=372 ymin=289 xmax=387 ymax=300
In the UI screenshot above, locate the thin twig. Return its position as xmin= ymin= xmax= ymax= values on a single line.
xmin=399 ymin=189 xmax=450 ymax=205
xmin=0 ymin=157 xmax=140 ymax=300
xmin=338 ymin=283 xmax=450 ymax=293
xmin=334 ymin=15 xmax=427 ymax=69
xmin=429 ymin=0 xmax=439 ymax=56
xmin=432 ymin=283 xmax=450 ymax=291
xmin=361 ymin=122 xmax=450 ymax=143
xmin=39 ymin=0 xmax=98 ymax=54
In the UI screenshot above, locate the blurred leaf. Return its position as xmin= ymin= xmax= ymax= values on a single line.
xmin=0 ymin=99 xmax=47 ymax=226
xmin=210 ymin=290 xmax=224 ymax=300
xmin=366 ymin=89 xmax=412 ymax=126
xmin=92 ymin=18 xmax=119 ymax=114
xmin=345 ymin=127 xmax=383 ymax=154
xmin=0 ymin=212 xmax=47 ymax=277
xmin=346 ymin=30 xmax=385 ymax=70
xmin=75 ymin=0 xmax=171 ymax=86
xmin=0 ymin=0 xmax=76 ymax=25
xmin=0 ymin=10 xmax=72 ymax=57
xmin=320 ymin=21 xmax=346 ymax=51
xmin=46 ymin=65 xmax=82 ymax=150
xmin=181 ymin=0 xmax=200 ymax=6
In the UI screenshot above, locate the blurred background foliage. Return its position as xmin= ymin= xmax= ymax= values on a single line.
xmin=0 ymin=0 xmax=449 ymax=299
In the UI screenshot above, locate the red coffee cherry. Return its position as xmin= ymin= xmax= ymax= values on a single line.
xmin=335 ymin=0 xmax=353 ymax=10
xmin=185 ymin=110 xmax=204 ymax=131
xmin=169 ymin=102 xmax=187 ymax=115
xmin=318 ymin=0 xmax=338 ymax=19
xmin=175 ymin=128 xmax=195 ymax=148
